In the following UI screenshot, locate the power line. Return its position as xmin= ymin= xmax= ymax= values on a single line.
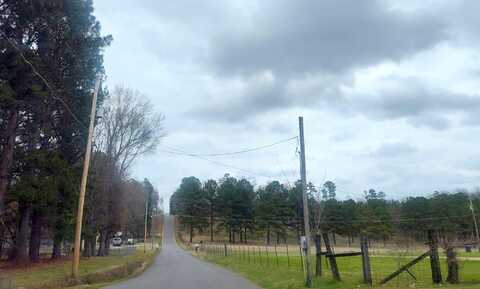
xmin=162 ymin=136 xmax=298 ymax=157
xmin=159 ymin=137 xmax=299 ymax=179
xmin=194 ymin=136 xmax=298 ymax=156
xmin=158 ymin=148 xmax=274 ymax=179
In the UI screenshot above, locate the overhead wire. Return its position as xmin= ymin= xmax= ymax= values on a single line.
xmin=159 ymin=136 xmax=299 ymax=179
xmin=184 ymin=136 xmax=298 ymax=157
xmin=158 ymin=148 xmax=274 ymax=179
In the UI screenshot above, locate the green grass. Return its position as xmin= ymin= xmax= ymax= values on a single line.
xmin=199 ymin=248 xmax=480 ymax=289
xmin=3 ymin=245 xmax=157 ymax=289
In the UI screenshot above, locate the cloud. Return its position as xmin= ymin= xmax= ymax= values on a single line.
xmin=371 ymin=142 xmax=417 ymax=159
xmin=350 ymin=77 xmax=480 ymax=130
xmin=193 ymin=71 xmax=349 ymax=121
xmin=208 ymin=0 xmax=447 ymax=77
xmin=94 ymin=0 xmax=480 ymax=202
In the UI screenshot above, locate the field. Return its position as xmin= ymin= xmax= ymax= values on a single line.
xmin=191 ymin=243 xmax=480 ymax=289
xmin=1 ymin=243 xmax=158 ymax=289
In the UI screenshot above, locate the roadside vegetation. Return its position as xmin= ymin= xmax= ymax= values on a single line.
xmin=0 ymin=0 xmax=165 ymax=275
xmin=5 ymin=243 xmax=158 ymax=289
xmin=172 ymin=174 xmax=480 ymax=288
xmin=178 ymin=239 xmax=480 ymax=289
xmin=206 ymin=253 xmax=480 ymax=289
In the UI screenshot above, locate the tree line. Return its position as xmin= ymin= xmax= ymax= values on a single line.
xmin=0 ymin=1 xmax=164 ymax=264
xmin=170 ymin=174 xmax=480 ymax=246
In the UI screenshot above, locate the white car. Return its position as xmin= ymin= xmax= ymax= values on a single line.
xmin=112 ymin=237 xmax=123 ymax=246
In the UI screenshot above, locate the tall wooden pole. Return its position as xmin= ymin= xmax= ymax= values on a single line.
xmin=144 ymin=196 xmax=149 ymax=253
xmin=298 ymin=116 xmax=313 ymax=287
xmin=72 ymin=76 xmax=101 ymax=278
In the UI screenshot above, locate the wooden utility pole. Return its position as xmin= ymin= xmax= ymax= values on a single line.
xmin=468 ymin=194 xmax=480 ymax=250
xmin=144 ymin=196 xmax=149 ymax=253
xmin=298 ymin=116 xmax=313 ymax=287
xmin=72 ymin=76 xmax=101 ymax=278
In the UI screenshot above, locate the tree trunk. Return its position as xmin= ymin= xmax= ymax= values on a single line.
xmin=104 ymin=234 xmax=111 ymax=256
xmin=266 ymin=223 xmax=271 ymax=245
xmin=0 ymin=110 xmax=17 ymax=214
xmin=90 ymin=237 xmax=96 ymax=256
xmin=29 ymin=210 xmax=42 ymax=262
xmin=210 ymin=215 xmax=214 ymax=242
xmin=244 ymin=226 xmax=248 ymax=244
xmin=83 ymin=235 xmax=97 ymax=258
xmin=97 ymin=230 xmax=107 ymax=256
xmin=11 ymin=204 xmax=30 ymax=263
xmin=83 ymin=237 xmax=92 ymax=257
xmin=51 ymin=235 xmax=63 ymax=259
xmin=189 ymin=223 xmax=193 ymax=243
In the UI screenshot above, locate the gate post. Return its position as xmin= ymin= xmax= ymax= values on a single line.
xmin=428 ymin=230 xmax=442 ymax=284
xmin=361 ymin=234 xmax=372 ymax=286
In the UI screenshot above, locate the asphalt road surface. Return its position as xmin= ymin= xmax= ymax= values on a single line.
xmin=105 ymin=215 xmax=258 ymax=289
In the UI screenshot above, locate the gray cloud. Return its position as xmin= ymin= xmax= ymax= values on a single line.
xmin=94 ymin=0 xmax=480 ymax=202
xmin=209 ymin=0 xmax=447 ymax=77
xmin=353 ymin=77 xmax=480 ymax=129
xmin=193 ymin=72 xmax=349 ymax=122
xmin=371 ymin=142 xmax=417 ymax=159
xmin=193 ymin=76 xmax=288 ymax=122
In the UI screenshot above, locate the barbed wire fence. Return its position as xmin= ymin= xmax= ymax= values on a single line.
xmin=176 ymin=214 xmax=480 ymax=288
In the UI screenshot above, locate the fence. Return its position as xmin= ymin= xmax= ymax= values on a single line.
xmin=180 ymin=227 xmax=480 ymax=288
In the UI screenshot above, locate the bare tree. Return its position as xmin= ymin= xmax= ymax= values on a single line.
xmin=95 ymin=85 xmax=165 ymax=175
xmin=87 ymin=85 xmax=165 ymax=256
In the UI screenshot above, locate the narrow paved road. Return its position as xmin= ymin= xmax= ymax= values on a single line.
xmin=105 ymin=216 xmax=258 ymax=289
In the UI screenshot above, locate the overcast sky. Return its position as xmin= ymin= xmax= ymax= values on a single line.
xmin=94 ymin=0 xmax=480 ymax=206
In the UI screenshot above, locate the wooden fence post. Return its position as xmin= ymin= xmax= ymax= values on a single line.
xmin=361 ymin=234 xmax=372 ymax=286
xmin=446 ymin=246 xmax=459 ymax=284
xmin=258 ymin=246 xmax=262 ymax=264
xmin=265 ymin=245 xmax=269 ymax=266
xmin=322 ymin=233 xmax=341 ymax=281
xmin=299 ymin=241 xmax=304 ymax=272
xmin=315 ymin=233 xmax=322 ymax=276
xmin=274 ymin=242 xmax=279 ymax=267
xmin=428 ymin=230 xmax=442 ymax=284
xmin=286 ymin=241 xmax=290 ymax=269
xmin=224 ymin=243 xmax=228 ymax=257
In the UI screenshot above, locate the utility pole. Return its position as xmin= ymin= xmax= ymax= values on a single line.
xmin=298 ymin=116 xmax=313 ymax=287
xmin=72 ymin=76 xmax=101 ymax=279
xmin=468 ymin=194 xmax=480 ymax=250
xmin=144 ymin=195 xmax=149 ymax=253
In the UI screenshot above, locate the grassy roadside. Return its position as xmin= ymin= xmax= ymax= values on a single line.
xmin=192 ymin=247 xmax=480 ymax=289
xmin=3 ymin=244 xmax=158 ymax=289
